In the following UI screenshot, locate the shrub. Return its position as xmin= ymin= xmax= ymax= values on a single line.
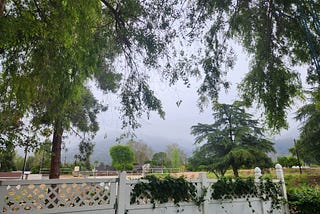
xmin=288 ymin=187 xmax=320 ymax=214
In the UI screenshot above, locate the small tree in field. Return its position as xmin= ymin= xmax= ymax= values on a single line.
xmin=109 ymin=145 xmax=134 ymax=171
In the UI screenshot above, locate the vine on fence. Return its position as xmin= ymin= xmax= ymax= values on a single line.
xmin=130 ymin=175 xmax=284 ymax=213
xmin=211 ymin=177 xmax=284 ymax=213
xmin=130 ymin=175 xmax=205 ymax=209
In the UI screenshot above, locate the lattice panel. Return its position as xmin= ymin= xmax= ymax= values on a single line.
xmin=3 ymin=181 xmax=113 ymax=212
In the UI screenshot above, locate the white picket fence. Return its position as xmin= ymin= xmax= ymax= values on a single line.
xmin=0 ymin=165 xmax=289 ymax=214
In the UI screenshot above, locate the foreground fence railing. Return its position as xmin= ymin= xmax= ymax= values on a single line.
xmin=0 ymin=165 xmax=289 ymax=214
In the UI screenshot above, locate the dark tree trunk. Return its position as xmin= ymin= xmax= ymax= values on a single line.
xmin=49 ymin=122 xmax=63 ymax=179
xmin=232 ymin=165 xmax=239 ymax=177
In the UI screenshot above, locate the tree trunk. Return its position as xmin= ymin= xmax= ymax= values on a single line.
xmin=232 ymin=165 xmax=239 ymax=177
xmin=0 ymin=0 xmax=5 ymax=16
xmin=49 ymin=122 xmax=63 ymax=179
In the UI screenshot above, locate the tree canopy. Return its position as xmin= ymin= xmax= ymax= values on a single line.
xmin=126 ymin=140 xmax=153 ymax=165
xmin=109 ymin=144 xmax=135 ymax=171
xmin=0 ymin=0 xmax=178 ymax=178
xmin=1 ymin=0 xmax=320 ymax=177
xmin=184 ymin=0 xmax=320 ymax=130
xmin=295 ymin=90 xmax=320 ymax=164
xmin=190 ymin=101 xmax=274 ymax=177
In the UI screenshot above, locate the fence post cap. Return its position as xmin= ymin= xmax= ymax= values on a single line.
xmin=275 ymin=164 xmax=282 ymax=169
xmin=254 ymin=167 xmax=261 ymax=173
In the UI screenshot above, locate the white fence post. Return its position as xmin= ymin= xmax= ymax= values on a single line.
xmin=117 ymin=171 xmax=127 ymax=214
xmin=0 ymin=182 xmax=5 ymax=212
xmin=275 ymin=164 xmax=287 ymax=200
xmin=254 ymin=167 xmax=262 ymax=180
xmin=199 ymin=173 xmax=210 ymax=214
xmin=276 ymin=164 xmax=290 ymax=214
xmin=254 ymin=167 xmax=267 ymax=214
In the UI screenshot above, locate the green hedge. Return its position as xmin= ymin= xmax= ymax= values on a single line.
xmin=288 ymin=187 xmax=320 ymax=214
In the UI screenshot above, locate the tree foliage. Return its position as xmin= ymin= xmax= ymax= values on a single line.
xmin=126 ymin=140 xmax=153 ymax=165
xmin=0 ymin=0 xmax=179 ymax=177
xmin=109 ymin=144 xmax=134 ymax=171
xmin=78 ymin=140 xmax=95 ymax=170
xmin=184 ymin=0 xmax=320 ymax=130
xmin=0 ymin=143 xmax=15 ymax=171
xmin=190 ymin=101 xmax=274 ymax=177
xmin=295 ymin=90 xmax=320 ymax=164
xmin=165 ymin=143 xmax=187 ymax=167
xmin=151 ymin=152 xmax=170 ymax=167
xmin=277 ymin=156 xmax=300 ymax=168
xmin=1 ymin=0 xmax=319 ymax=177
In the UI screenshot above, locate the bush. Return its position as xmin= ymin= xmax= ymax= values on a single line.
xmin=288 ymin=187 xmax=320 ymax=214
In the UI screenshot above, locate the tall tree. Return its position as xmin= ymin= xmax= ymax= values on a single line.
xmin=165 ymin=143 xmax=187 ymax=166
xmin=78 ymin=140 xmax=95 ymax=170
xmin=0 ymin=0 xmax=179 ymax=178
xmin=0 ymin=143 xmax=15 ymax=171
xmin=184 ymin=0 xmax=320 ymax=131
xmin=295 ymin=90 xmax=320 ymax=164
xmin=191 ymin=101 xmax=274 ymax=177
xmin=171 ymin=148 xmax=182 ymax=168
xmin=126 ymin=140 xmax=153 ymax=165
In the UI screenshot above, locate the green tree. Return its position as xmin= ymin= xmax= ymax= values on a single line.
xmin=171 ymin=148 xmax=182 ymax=168
xmin=188 ymin=145 xmax=228 ymax=176
xmin=126 ymin=140 xmax=153 ymax=165
xmin=184 ymin=0 xmax=320 ymax=131
xmin=151 ymin=152 xmax=169 ymax=167
xmin=0 ymin=0 xmax=178 ymax=178
xmin=277 ymin=156 xmax=300 ymax=168
xmin=109 ymin=144 xmax=134 ymax=171
xmin=0 ymin=143 xmax=15 ymax=171
xmin=295 ymin=91 xmax=320 ymax=164
xmin=78 ymin=140 xmax=95 ymax=171
xmin=165 ymin=143 xmax=187 ymax=166
xmin=191 ymin=101 xmax=274 ymax=177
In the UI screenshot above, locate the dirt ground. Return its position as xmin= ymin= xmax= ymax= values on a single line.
xmin=59 ymin=171 xmax=203 ymax=179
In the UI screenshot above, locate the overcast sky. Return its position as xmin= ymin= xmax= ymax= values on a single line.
xmin=86 ymin=44 xmax=304 ymax=157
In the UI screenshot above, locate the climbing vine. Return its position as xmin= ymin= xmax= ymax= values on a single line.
xmin=130 ymin=175 xmax=205 ymax=209
xmin=211 ymin=177 xmax=284 ymax=213
xmin=130 ymin=175 xmax=284 ymax=213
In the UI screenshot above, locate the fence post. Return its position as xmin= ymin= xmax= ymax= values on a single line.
xmin=275 ymin=164 xmax=290 ymax=214
xmin=0 ymin=182 xmax=6 ymax=212
xmin=254 ymin=167 xmax=262 ymax=180
xmin=254 ymin=167 xmax=266 ymax=214
xmin=275 ymin=164 xmax=287 ymax=200
xmin=199 ymin=173 xmax=210 ymax=214
xmin=117 ymin=171 xmax=127 ymax=214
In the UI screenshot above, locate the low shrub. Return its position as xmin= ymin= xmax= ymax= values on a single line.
xmin=288 ymin=187 xmax=320 ymax=214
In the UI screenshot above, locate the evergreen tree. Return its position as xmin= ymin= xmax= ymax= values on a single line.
xmin=191 ymin=101 xmax=274 ymax=177
xmin=295 ymin=90 xmax=320 ymax=164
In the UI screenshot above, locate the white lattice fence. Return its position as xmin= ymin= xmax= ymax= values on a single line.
xmin=1 ymin=165 xmax=289 ymax=214
xmin=0 ymin=178 xmax=117 ymax=214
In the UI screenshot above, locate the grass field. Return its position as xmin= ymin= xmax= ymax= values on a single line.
xmin=204 ymin=167 xmax=320 ymax=190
